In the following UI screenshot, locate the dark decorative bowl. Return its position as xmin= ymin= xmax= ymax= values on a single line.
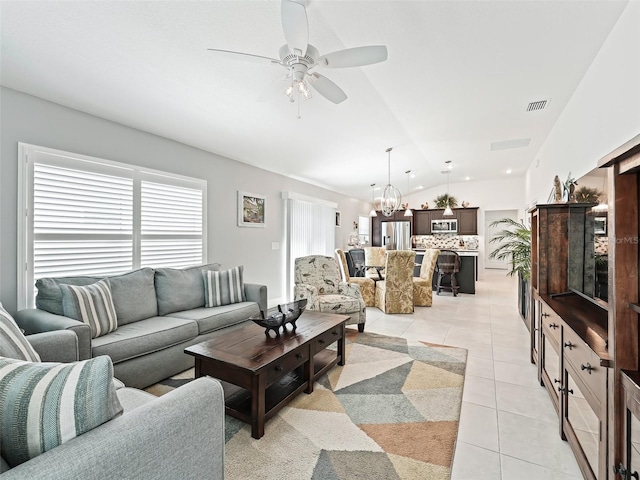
xmin=249 ymin=311 xmax=285 ymax=337
xmin=278 ymin=299 xmax=307 ymax=331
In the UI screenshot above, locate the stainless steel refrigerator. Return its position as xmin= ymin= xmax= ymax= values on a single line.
xmin=381 ymin=221 xmax=411 ymax=250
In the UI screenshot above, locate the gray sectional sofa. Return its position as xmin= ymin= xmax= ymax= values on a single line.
xmin=15 ymin=264 xmax=267 ymax=388
xmin=1 ymin=329 xmax=224 ymax=479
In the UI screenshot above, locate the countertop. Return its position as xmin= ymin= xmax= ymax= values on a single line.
xmin=413 ymin=248 xmax=479 ymax=257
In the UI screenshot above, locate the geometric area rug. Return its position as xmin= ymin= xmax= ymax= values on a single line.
xmin=145 ymin=330 xmax=467 ymax=480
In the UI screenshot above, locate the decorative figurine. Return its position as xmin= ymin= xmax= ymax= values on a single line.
xmin=278 ymin=299 xmax=307 ymax=331
xmin=553 ymin=175 xmax=563 ymax=203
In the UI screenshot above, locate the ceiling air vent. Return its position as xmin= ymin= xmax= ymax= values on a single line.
xmin=526 ymin=99 xmax=548 ymax=112
xmin=491 ymin=138 xmax=532 ymax=151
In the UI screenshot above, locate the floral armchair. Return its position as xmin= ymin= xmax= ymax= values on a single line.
xmin=374 ymin=250 xmax=416 ymax=314
xmin=335 ymin=249 xmax=375 ymax=307
xmin=413 ymin=249 xmax=440 ymax=306
xmin=294 ymin=255 xmax=366 ymax=332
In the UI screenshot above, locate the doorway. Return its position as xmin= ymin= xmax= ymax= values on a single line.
xmin=484 ymin=209 xmax=519 ymax=270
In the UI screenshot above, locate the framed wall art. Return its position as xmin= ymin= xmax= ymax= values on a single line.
xmin=594 ymin=216 xmax=607 ymax=235
xmin=335 ymin=211 xmax=341 ymax=227
xmin=238 ymin=191 xmax=266 ymax=227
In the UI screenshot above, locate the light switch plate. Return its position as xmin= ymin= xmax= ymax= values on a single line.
xmin=271 ymin=242 xmax=280 ymax=250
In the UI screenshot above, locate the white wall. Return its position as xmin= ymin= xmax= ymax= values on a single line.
xmin=525 ymin=0 xmax=640 ymax=205
xmin=0 ymin=87 xmax=370 ymax=313
xmin=404 ymin=176 xmax=526 ymax=273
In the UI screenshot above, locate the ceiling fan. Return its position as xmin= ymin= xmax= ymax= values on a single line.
xmin=207 ymin=0 xmax=388 ymax=104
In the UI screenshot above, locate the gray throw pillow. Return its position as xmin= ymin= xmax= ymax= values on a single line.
xmin=0 ymin=303 xmax=40 ymax=362
xmin=155 ymin=263 xmax=221 ymax=316
xmin=60 ymin=279 xmax=118 ymax=339
xmin=0 ymin=355 xmax=123 ymax=468
xmin=203 ymin=266 xmax=246 ymax=307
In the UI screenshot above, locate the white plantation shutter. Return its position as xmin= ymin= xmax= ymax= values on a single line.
xmin=140 ymin=178 xmax=204 ymax=268
xmin=19 ymin=144 xmax=206 ymax=308
xmin=33 ymin=162 xmax=134 ymax=279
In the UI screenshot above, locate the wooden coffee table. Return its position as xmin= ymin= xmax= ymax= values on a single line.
xmin=185 ymin=311 xmax=348 ymax=439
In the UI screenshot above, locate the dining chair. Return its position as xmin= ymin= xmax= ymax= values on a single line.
xmin=335 ymin=249 xmax=375 ymax=307
xmin=413 ymin=249 xmax=440 ymax=306
xmin=436 ymin=249 xmax=460 ymax=296
xmin=374 ymin=250 xmax=416 ymax=314
xmin=346 ymin=248 xmax=366 ymax=277
xmin=364 ymin=246 xmax=386 ymax=280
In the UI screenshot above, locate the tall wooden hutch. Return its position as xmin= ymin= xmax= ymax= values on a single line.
xmin=529 ymin=133 xmax=640 ymax=479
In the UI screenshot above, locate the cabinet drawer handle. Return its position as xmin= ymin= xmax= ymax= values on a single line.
xmin=541 ymin=312 xmax=550 ymax=318
xmin=549 ymin=323 xmax=558 ymax=329
xmin=553 ymin=378 xmax=561 ymax=384
xmin=275 ymin=365 xmax=283 ymax=372
xmin=318 ymin=339 xmax=326 ymax=345
xmin=564 ymin=342 xmax=574 ymax=350
xmin=295 ymin=353 xmax=303 ymax=359
xmin=332 ymin=331 xmax=338 ymax=336
xmin=580 ymin=363 xmax=593 ymax=374
xmin=558 ymin=386 xmax=574 ymax=394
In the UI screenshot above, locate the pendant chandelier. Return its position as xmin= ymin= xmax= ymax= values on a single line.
xmin=443 ymin=161 xmax=454 ymax=217
xmin=369 ymin=183 xmax=377 ymax=217
xmin=381 ymin=147 xmax=402 ymax=217
xmin=404 ymin=170 xmax=413 ymax=217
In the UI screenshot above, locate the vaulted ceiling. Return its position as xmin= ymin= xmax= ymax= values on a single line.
xmin=0 ymin=1 xmax=629 ymax=201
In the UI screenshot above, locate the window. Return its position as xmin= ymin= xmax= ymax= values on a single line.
xmin=358 ymin=215 xmax=370 ymax=245
xmin=18 ymin=144 xmax=206 ymax=308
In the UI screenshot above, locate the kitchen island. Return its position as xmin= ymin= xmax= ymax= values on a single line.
xmin=414 ymin=249 xmax=477 ymax=294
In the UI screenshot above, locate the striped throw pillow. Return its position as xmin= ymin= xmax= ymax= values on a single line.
xmin=0 ymin=355 xmax=123 ymax=467
xmin=203 ymin=266 xmax=246 ymax=307
xmin=60 ymin=279 xmax=118 ymax=339
xmin=0 ymin=303 xmax=40 ymax=362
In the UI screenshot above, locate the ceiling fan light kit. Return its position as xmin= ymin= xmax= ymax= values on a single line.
xmin=208 ymin=0 xmax=388 ymax=106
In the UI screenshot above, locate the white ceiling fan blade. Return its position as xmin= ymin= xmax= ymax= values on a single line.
xmin=307 ymin=73 xmax=347 ymax=104
xmin=281 ymin=0 xmax=308 ymax=56
xmin=207 ymin=48 xmax=281 ymax=64
xmin=318 ymin=45 xmax=388 ymax=68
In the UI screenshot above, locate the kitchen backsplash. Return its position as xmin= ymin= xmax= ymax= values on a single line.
xmin=595 ymin=236 xmax=608 ymax=255
xmin=413 ymin=234 xmax=479 ymax=250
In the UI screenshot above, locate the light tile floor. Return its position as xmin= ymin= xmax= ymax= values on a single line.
xmin=360 ymin=269 xmax=583 ymax=480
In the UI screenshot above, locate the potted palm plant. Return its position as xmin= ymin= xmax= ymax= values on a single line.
xmin=488 ymin=218 xmax=531 ymax=322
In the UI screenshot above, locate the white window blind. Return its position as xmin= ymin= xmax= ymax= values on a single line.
xmin=284 ymin=193 xmax=336 ymax=300
xmin=140 ymin=179 xmax=203 ymax=268
xmin=33 ymin=162 xmax=134 ymax=280
xmin=18 ymin=144 xmax=206 ymax=308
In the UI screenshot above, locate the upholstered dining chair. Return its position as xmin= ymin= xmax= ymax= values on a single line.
xmin=374 ymin=250 xmax=416 ymax=314
xmin=335 ymin=249 xmax=375 ymax=307
xmin=363 ymin=246 xmax=387 ymax=280
xmin=346 ymin=248 xmax=366 ymax=277
xmin=294 ymin=255 xmax=366 ymax=332
xmin=413 ymin=249 xmax=440 ymax=306
xmin=436 ymin=249 xmax=461 ymax=297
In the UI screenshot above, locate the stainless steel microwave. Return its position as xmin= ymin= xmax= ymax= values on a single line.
xmin=431 ymin=219 xmax=458 ymax=233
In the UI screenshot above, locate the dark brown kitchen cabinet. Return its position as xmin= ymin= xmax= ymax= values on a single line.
xmin=411 ymin=208 xmax=478 ymax=236
xmin=413 ymin=210 xmax=431 ymax=235
xmin=456 ymin=207 xmax=478 ymax=235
